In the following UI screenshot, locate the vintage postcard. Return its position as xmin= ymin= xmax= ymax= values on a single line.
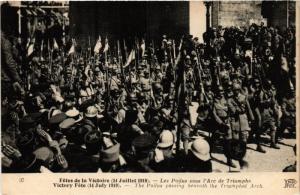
xmin=1 ymin=1 xmax=299 ymax=195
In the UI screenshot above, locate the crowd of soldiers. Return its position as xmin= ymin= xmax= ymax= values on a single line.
xmin=1 ymin=20 xmax=296 ymax=172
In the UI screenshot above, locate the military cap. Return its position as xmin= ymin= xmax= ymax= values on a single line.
xmin=164 ymin=95 xmax=175 ymax=102
xmin=254 ymin=78 xmax=260 ymax=84
xmin=33 ymin=146 xmax=54 ymax=166
xmin=157 ymin=130 xmax=174 ymax=148
xmin=198 ymin=43 xmax=204 ymax=48
xmin=137 ymin=66 xmax=144 ymax=70
xmin=65 ymin=107 xmax=82 ymax=122
xmin=218 ymin=86 xmax=224 ymax=92
xmin=85 ymin=106 xmax=98 ymax=118
xmin=140 ymin=61 xmax=146 ymax=66
xmin=79 ymin=99 xmax=95 ymax=112
xmin=155 ymin=65 xmax=161 ymax=70
xmin=59 ymin=118 xmax=76 ymax=130
xmin=66 ymin=108 xmax=79 ymax=117
xmin=246 ymin=75 xmax=252 ymax=80
xmin=137 ymin=92 xmax=146 ymax=100
xmin=85 ymin=130 xmax=101 ymax=155
xmin=16 ymin=130 xmax=35 ymax=153
xmin=128 ymin=93 xmax=138 ymax=101
xmin=244 ymin=38 xmax=252 ymax=43
xmin=19 ymin=115 xmax=36 ymax=126
xmin=131 ymin=78 xmax=138 ymax=84
xmin=66 ymin=67 xmax=72 ymax=74
xmin=29 ymin=112 xmax=44 ymax=120
xmin=191 ymin=51 xmax=197 ymax=56
xmin=232 ymin=83 xmax=241 ymax=90
xmin=48 ymin=107 xmax=62 ymax=119
xmin=12 ymin=153 xmax=39 ymax=173
xmin=49 ymin=113 xmax=67 ymax=125
xmin=204 ymin=81 xmax=212 ymax=86
xmin=191 ymin=138 xmax=210 ymax=161
xmin=132 ymin=134 xmax=156 ymax=151
xmin=265 ymin=79 xmax=272 ymax=86
xmin=170 ymin=82 xmax=175 ymax=88
xmin=95 ymin=67 xmax=100 ymax=72
xmin=100 ymin=143 xmax=120 ymax=163
xmin=125 ymin=109 xmax=138 ymax=124
xmin=153 ymin=82 xmax=162 ymax=91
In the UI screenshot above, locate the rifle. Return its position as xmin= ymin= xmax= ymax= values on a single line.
xmin=88 ymin=36 xmax=91 ymax=59
xmin=117 ymin=40 xmax=125 ymax=84
xmin=123 ymin=39 xmax=128 ymax=61
xmin=123 ymin=39 xmax=132 ymax=90
xmin=135 ymin=37 xmax=139 ymax=77
xmin=40 ymin=39 xmax=44 ymax=61
xmin=172 ymin=39 xmax=176 ymax=63
xmin=150 ymin=40 xmax=155 ymax=77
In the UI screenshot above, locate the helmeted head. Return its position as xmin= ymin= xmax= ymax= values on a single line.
xmin=190 ymin=138 xmax=210 ymax=161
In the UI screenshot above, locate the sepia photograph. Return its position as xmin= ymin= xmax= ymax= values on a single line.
xmin=1 ymin=0 xmax=298 ymax=177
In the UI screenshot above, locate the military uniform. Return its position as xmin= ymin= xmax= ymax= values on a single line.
xmin=256 ymin=88 xmax=280 ymax=148
xmin=228 ymin=92 xmax=254 ymax=142
xmin=213 ymin=96 xmax=231 ymax=139
xmin=279 ymin=93 xmax=295 ymax=138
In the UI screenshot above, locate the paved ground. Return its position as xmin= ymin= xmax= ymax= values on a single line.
xmin=210 ymin=136 xmax=296 ymax=172
xmin=188 ymin=102 xmax=296 ymax=172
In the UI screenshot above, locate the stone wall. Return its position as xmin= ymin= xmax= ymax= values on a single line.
xmin=211 ymin=1 xmax=265 ymax=28
xmin=69 ymin=1 xmax=189 ymax=48
xmin=211 ymin=1 xmax=295 ymax=30
xmin=266 ymin=1 xmax=295 ymax=30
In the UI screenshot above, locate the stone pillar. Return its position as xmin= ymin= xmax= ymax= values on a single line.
xmin=211 ymin=1 xmax=219 ymax=28
xmin=204 ymin=1 xmax=212 ymax=31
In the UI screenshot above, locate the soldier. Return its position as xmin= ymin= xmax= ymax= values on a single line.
xmin=152 ymin=65 xmax=163 ymax=83
xmin=200 ymin=80 xmax=214 ymax=107
xmin=1 ymin=31 xmax=25 ymax=105
xmin=183 ymin=138 xmax=212 ymax=172
xmin=99 ymin=143 xmax=127 ymax=172
xmin=185 ymin=57 xmax=195 ymax=105
xmin=151 ymin=130 xmax=178 ymax=172
xmin=212 ymin=86 xmax=236 ymax=167
xmin=251 ymin=78 xmax=266 ymax=153
xmin=228 ymin=83 xmax=254 ymax=169
xmin=126 ymin=134 xmax=156 ymax=172
xmin=256 ymin=80 xmax=280 ymax=149
xmin=278 ymin=89 xmax=295 ymax=139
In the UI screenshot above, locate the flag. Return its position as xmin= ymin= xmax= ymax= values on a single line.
xmin=125 ymin=49 xmax=135 ymax=67
xmin=17 ymin=9 xmax=22 ymax=17
xmin=103 ymin=37 xmax=109 ymax=53
xmin=27 ymin=43 xmax=34 ymax=56
xmin=68 ymin=44 xmax=75 ymax=55
xmin=94 ymin=36 xmax=102 ymax=54
xmin=53 ymin=38 xmax=59 ymax=50
xmin=27 ymin=39 xmax=35 ymax=56
xmin=245 ymin=50 xmax=253 ymax=61
xmin=140 ymin=39 xmax=145 ymax=57
xmin=63 ymin=12 xmax=68 ymax=18
xmin=36 ymin=8 xmax=46 ymax=15
xmin=68 ymin=39 xmax=76 ymax=56
xmin=25 ymin=9 xmax=32 ymax=16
